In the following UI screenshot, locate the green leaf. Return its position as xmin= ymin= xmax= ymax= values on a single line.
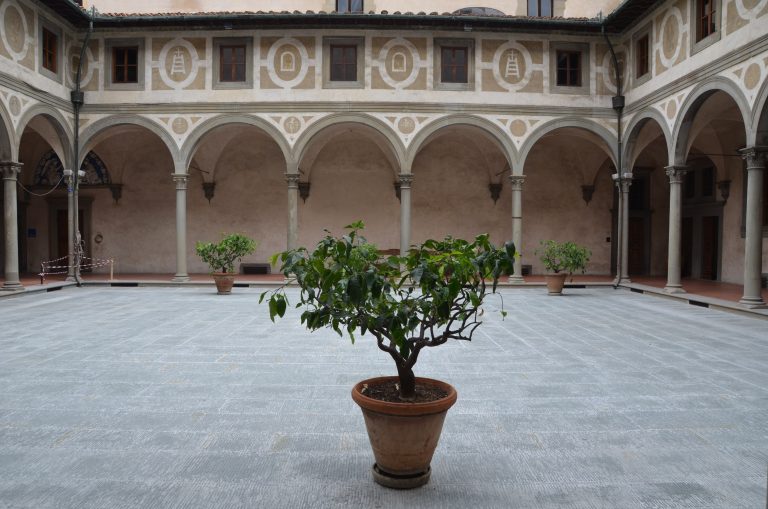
xmin=275 ymin=295 xmax=287 ymax=318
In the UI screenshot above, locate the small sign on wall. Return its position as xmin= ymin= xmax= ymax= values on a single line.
xmin=27 ymin=228 xmax=37 ymax=238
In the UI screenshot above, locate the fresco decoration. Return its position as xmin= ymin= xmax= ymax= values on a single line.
xmin=265 ymin=114 xmax=319 ymax=145
xmin=261 ymin=37 xmax=316 ymax=89
xmin=480 ymin=40 xmax=544 ymax=94
xmin=729 ymin=56 xmax=768 ymax=107
xmin=34 ymin=149 xmax=111 ymax=186
xmin=0 ymin=0 xmax=35 ymax=70
xmin=152 ymin=114 xmax=207 ymax=147
xmin=371 ymin=37 xmax=428 ymax=90
xmin=596 ymin=44 xmax=627 ymax=96
xmin=152 ymin=38 xmax=207 ymax=91
xmin=655 ymin=0 xmax=688 ymax=76
xmin=65 ymin=37 xmax=99 ymax=91
xmin=726 ymin=0 xmax=768 ymax=35
xmin=376 ymin=114 xmax=432 ymax=145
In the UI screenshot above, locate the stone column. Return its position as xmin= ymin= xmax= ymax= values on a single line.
xmin=171 ymin=173 xmax=190 ymax=282
xmin=614 ymin=174 xmax=632 ymax=284
xmin=664 ymin=166 xmax=687 ymax=293
xmin=509 ymin=175 xmax=525 ymax=283
xmin=65 ymin=171 xmax=75 ymax=280
xmin=1 ymin=162 xmax=23 ymax=291
xmin=285 ymin=173 xmax=300 ymax=250
xmin=399 ymin=174 xmax=413 ymax=257
xmin=739 ymin=147 xmax=766 ymax=307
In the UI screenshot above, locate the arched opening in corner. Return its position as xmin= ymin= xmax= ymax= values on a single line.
xmin=186 ymin=123 xmax=288 ymax=272
xmin=410 ymin=124 xmax=510 ymax=248
xmin=523 ymin=126 xmax=614 ymax=276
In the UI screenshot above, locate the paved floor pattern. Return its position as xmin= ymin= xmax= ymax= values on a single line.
xmin=0 ymin=287 xmax=767 ymax=508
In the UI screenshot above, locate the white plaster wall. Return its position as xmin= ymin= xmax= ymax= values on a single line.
xmin=298 ymin=134 xmax=400 ymax=250
xmin=411 ymin=134 xmax=511 ymax=249
xmin=187 ymin=130 xmax=287 ymax=272
xmin=522 ymin=135 xmax=614 ymax=275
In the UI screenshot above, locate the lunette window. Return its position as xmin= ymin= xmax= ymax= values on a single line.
xmin=330 ymin=44 xmax=357 ymax=81
xmin=441 ymin=46 xmax=468 ymax=84
xmin=112 ymin=47 xmax=138 ymax=83
xmin=556 ymin=51 xmax=581 ymax=87
xmin=220 ymin=45 xmax=246 ymax=82
xmin=42 ymin=28 xmax=57 ymax=73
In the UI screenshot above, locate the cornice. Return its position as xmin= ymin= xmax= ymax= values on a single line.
xmin=0 ymin=73 xmax=73 ymax=113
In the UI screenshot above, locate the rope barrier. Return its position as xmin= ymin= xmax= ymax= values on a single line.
xmin=39 ymin=255 xmax=115 ymax=284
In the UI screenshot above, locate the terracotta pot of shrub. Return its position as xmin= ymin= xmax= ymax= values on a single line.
xmin=263 ymin=221 xmax=516 ymax=488
xmin=195 ymin=233 xmax=257 ymax=295
xmin=544 ymin=273 xmax=567 ymax=295
xmin=536 ymin=240 xmax=591 ymax=295
xmin=211 ymin=273 xmax=236 ymax=295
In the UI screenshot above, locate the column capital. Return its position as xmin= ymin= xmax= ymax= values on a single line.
xmin=739 ymin=146 xmax=768 ymax=168
xmin=0 ymin=161 xmax=23 ymax=180
xmin=665 ymin=166 xmax=688 ymax=184
xmin=398 ymin=173 xmax=413 ymax=188
xmin=172 ymin=173 xmax=188 ymax=190
xmin=508 ymin=174 xmax=525 ymax=190
xmin=285 ymin=173 xmax=300 ymax=187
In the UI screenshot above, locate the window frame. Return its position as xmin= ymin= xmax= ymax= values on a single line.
xmin=323 ymin=37 xmax=364 ymax=89
xmin=690 ymin=0 xmax=721 ymax=55
xmin=213 ymin=37 xmax=253 ymax=90
xmin=37 ymin=17 xmax=62 ymax=83
xmin=632 ymin=23 xmax=652 ymax=87
xmin=433 ymin=38 xmax=475 ymax=91
xmin=527 ymin=0 xmax=553 ymax=17
xmin=105 ymin=38 xmax=145 ymax=91
xmin=549 ymin=42 xmax=589 ymax=95
xmin=336 ymin=0 xmax=364 ymax=13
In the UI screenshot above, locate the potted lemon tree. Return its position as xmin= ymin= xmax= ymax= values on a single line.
xmin=536 ymin=240 xmax=591 ymax=295
xmin=262 ymin=222 xmax=515 ymax=489
xmin=195 ymin=233 xmax=257 ymax=294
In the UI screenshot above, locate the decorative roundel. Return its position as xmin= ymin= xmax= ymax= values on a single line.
xmin=0 ymin=0 xmax=30 ymax=62
xmin=491 ymin=42 xmax=533 ymax=92
xmin=66 ymin=42 xmax=96 ymax=89
xmin=600 ymin=50 xmax=625 ymax=94
xmin=509 ymin=119 xmax=527 ymax=137
xmin=34 ymin=150 xmax=110 ymax=186
xmin=8 ymin=96 xmax=22 ymax=117
xmin=267 ymin=38 xmax=309 ymax=89
xmin=735 ymin=0 xmax=768 ymax=19
xmin=744 ymin=63 xmax=762 ymax=90
xmin=377 ymin=38 xmax=421 ymax=89
xmin=171 ymin=117 xmax=189 ymax=135
xmin=658 ymin=7 xmax=684 ymax=69
xmin=158 ymin=38 xmax=201 ymax=90
xmin=283 ymin=116 xmax=302 ymax=135
xmin=397 ymin=117 xmax=415 ymax=134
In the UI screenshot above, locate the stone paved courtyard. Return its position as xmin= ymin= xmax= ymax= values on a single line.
xmin=0 ymin=286 xmax=767 ymax=508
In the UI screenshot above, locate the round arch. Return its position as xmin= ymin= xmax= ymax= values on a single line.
xmin=181 ymin=114 xmax=291 ymax=172
xmin=751 ymin=75 xmax=768 ymax=147
xmin=406 ymin=114 xmax=518 ymax=172
xmin=16 ymin=104 xmax=74 ymax=168
xmin=672 ymin=76 xmax=751 ymax=164
xmin=519 ymin=117 xmax=618 ymax=171
xmin=292 ymin=113 xmax=406 ymax=174
xmin=622 ymin=108 xmax=672 ymax=170
xmin=0 ymin=99 xmax=16 ymax=161
xmin=79 ymin=115 xmax=180 ymax=169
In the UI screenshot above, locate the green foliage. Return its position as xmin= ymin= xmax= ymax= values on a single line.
xmin=536 ymin=240 xmax=591 ymax=274
xmin=261 ymin=221 xmax=516 ymax=398
xmin=195 ymin=233 xmax=257 ymax=274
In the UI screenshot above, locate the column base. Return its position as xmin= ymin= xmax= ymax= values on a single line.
xmin=171 ymin=275 xmax=190 ymax=282
xmin=1 ymin=282 xmax=24 ymax=291
xmin=508 ymin=275 xmax=525 ymax=285
xmin=615 ymin=277 xmax=632 ymax=285
xmin=738 ymin=297 xmax=767 ymax=308
xmin=663 ymin=284 xmax=686 ymax=294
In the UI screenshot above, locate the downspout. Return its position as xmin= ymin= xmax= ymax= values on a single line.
xmin=70 ymin=8 xmax=94 ymax=286
xmin=602 ymin=24 xmax=625 ymax=289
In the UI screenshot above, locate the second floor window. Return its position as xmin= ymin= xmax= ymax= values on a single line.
xmin=697 ymin=0 xmax=717 ymax=41
xmin=636 ymin=34 xmax=649 ymax=78
xmin=330 ymin=44 xmax=357 ymax=81
xmin=220 ymin=45 xmax=246 ymax=82
xmin=528 ymin=0 xmax=553 ymax=17
xmin=337 ymin=0 xmax=363 ymax=13
xmin=113 ymin=46 xmax=138 ymax=83
xmin=556 ymin=50 xmax=581 ymax=87
xmin=441 ymin=46 xmax=468 ymax=83
xmin=42 ymin=28 xmax=57 ymax=73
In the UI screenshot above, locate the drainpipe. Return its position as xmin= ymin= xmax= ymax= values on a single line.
xmin=602 ymin=25 xmax=625 ymax=288
xmin=70 ymin=9 xmax=94 ymax=286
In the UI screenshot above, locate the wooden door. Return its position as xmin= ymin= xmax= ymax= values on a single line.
xmin=700 ymin=216 xmax=718 ymax=280
xmin=628 ymin=217 xmax=645 ymax=275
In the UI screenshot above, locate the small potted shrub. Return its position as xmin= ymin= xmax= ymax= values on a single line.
xmin=262 ymin=221 xmax=515 ymax=489
xmin=536 ymin=240 xmax=591 ymax=295
xmin=195 ymin=233 xmax=257 ymax=294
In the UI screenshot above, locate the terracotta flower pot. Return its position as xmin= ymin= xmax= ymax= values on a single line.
xmin=351 ymin=376 xmax=457 ymax=489
xmin=544 ymin=272 xmax=567 ymax=295
xmin=212 ymin=273 xmax=235 ymax=294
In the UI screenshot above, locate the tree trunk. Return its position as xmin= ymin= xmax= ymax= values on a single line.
xmin=397 ymin=365 xmax=416 ymax=401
